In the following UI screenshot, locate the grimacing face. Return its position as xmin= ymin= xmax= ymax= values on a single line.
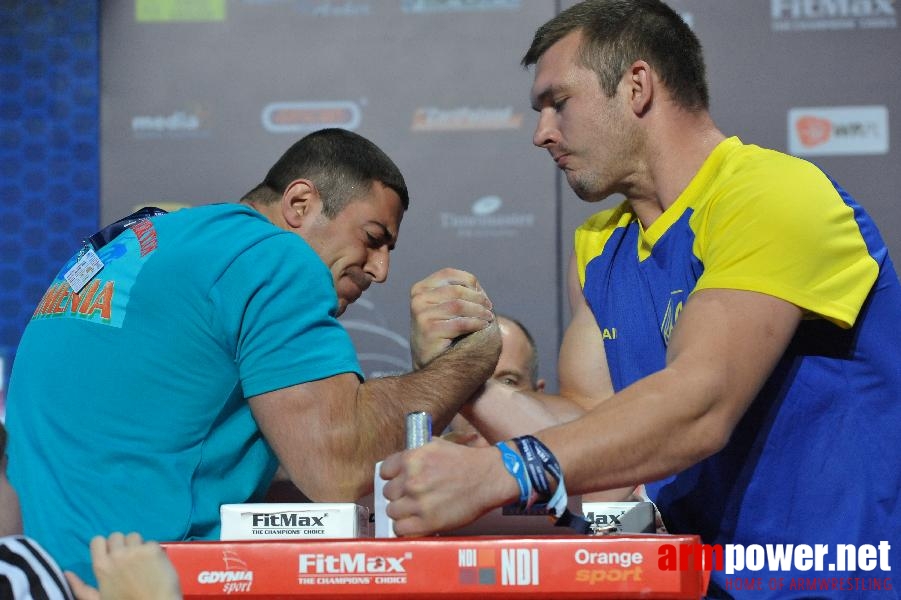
xmin=299 ymin=181 xmax=403 ymax=315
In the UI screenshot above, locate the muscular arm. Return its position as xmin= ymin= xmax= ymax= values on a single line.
xmin=462 ymin=256 xmax=613 ymax=438
xmin=251 ymin=275 xmax=501 ymax=502
xmin=462 ymin=256 xmax=629 ymax=500
xmin=382 ymin=287 xmax=802 ymax=535
xmin=543 ymin=287 xmax=801 ymax=494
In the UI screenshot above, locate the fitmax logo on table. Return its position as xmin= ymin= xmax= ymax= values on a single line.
xmin=297 ymin=551 xmax=413 ymax=585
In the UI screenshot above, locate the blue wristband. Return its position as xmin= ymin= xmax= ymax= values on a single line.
xmin=514 ymin=435 xmax=570 ymax=519
xmin=495 ymin=441 xmax=530 ymax=510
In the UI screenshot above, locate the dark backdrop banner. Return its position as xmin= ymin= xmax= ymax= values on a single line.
xmin=98 ymin=0 xmax=900 ymax=391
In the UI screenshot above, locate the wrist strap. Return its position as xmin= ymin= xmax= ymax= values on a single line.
xmin=495 ymin=441 xmax=530 ymax=510
xmin=511 ymin=435 xmax=593 ymax=535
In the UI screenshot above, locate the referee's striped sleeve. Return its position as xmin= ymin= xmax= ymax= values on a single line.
xmin=0 ymin=536 xmax=75 ymax=600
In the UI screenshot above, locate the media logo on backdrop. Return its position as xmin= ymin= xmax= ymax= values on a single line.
xmin=772 ymin=0 xmax=897 ymax=30
xmin=412 ymin=106 xmax=522 ymax=131
xmin=441 ymin=196 xmax=535 ymax=238
xmin=131 ymin=108 xmax=211 ymax=139
xmin=788 ymin=105 xmax=889 ymax=156
xmin=262 ymin=101 xmax=362 ymax=133
xmin=401 ymin=0 xmax=520 ymax=14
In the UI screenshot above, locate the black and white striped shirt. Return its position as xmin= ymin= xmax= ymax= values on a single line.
xmin=0 ymin=536 xmax=75 ymax=600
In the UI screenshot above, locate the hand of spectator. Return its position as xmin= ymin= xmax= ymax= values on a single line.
xmin=410 ymin=268 xmax=495 ymax=369
xmin=65 ymin=532 xmax=182 ymax=600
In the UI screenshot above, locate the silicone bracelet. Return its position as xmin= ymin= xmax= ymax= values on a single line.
xmin=495 ymin=441 xmax=530 ymax=510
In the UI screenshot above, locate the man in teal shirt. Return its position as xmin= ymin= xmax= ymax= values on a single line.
xmin=7 ymin=128 xmax=501 ymax=583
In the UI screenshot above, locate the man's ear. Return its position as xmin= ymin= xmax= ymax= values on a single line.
xmin=625 ymin=59 xmax=654 ymax=116
xmin=281 ymin=179 xmax=321 ymax=229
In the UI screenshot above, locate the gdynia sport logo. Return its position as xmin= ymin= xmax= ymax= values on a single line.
xmin=658 ymin=541 xmax=892 ymax=594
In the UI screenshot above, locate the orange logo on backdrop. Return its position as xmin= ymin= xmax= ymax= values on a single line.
xmin=796 ymin=116 xmax=832 ymax=147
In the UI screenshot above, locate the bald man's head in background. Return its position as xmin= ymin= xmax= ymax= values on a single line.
xmin=448 ymin=315 xmax=545 ymax=446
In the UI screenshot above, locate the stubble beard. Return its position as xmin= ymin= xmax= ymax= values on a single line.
xmin=568 ymin=168 xmax=609 ymax=203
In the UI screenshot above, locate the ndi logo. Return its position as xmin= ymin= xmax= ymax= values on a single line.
xmin=458 ymin=548 xmax=539 ymax=586
xmin=501 ymin=548 xmax=539 ymax=586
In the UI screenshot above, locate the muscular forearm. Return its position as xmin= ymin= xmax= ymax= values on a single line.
xmin=461 ymin=380 xmax=575 ymax=443
xmin=535 ymin=289 xmax=800 ymax=497
xmin=533 ymin=365 xmax=741 ymax=497
xmin=319 ymin=321 xmax=501 ymax=499
xmin=360 ymin=322 xmax=500 ymax=444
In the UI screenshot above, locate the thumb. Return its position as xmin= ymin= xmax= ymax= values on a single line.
xmin=65 ymin=570 xmax=101 ymax=600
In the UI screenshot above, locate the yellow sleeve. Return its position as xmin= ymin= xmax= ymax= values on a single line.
xmin=692 ymin=155 xmax=877 ymax=328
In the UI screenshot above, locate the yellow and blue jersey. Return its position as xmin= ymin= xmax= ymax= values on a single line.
xmin=576 ymin=137 xmax=901 ymax=595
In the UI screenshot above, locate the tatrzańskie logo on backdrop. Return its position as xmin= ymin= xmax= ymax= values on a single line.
xmin=658 ymin=541 xmax=892 ymax=594
xmin=440 ymin=196 xmax=535 ymax=239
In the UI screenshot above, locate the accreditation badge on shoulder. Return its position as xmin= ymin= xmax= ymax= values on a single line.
xmin=63 ymin=246 xmax=105 ymax=293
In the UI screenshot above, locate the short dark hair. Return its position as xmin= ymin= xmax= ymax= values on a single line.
xmin=522 ymin=0 xmax=709 ymax=111
xmin=242 ymin=128 xmax=409 ymax=217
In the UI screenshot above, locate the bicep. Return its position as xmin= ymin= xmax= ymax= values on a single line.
xmin=558 ymin=255 xmax=614 ymax=411
xmin=665 ymin=287 xmax=802 ymax=432
xmin=248 ymin=372 xmax=362 ymax=499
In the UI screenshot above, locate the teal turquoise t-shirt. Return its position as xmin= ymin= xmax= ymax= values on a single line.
xmin=6 ymin=203 xmax=362 ymax=583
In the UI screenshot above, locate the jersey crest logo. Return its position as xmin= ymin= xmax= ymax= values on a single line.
xmin=660 ymin=290 xmax=685 ymax=344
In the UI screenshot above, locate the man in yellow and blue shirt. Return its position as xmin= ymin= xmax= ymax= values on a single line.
xmin=381 ymin=2 xmax=900 ymax=597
